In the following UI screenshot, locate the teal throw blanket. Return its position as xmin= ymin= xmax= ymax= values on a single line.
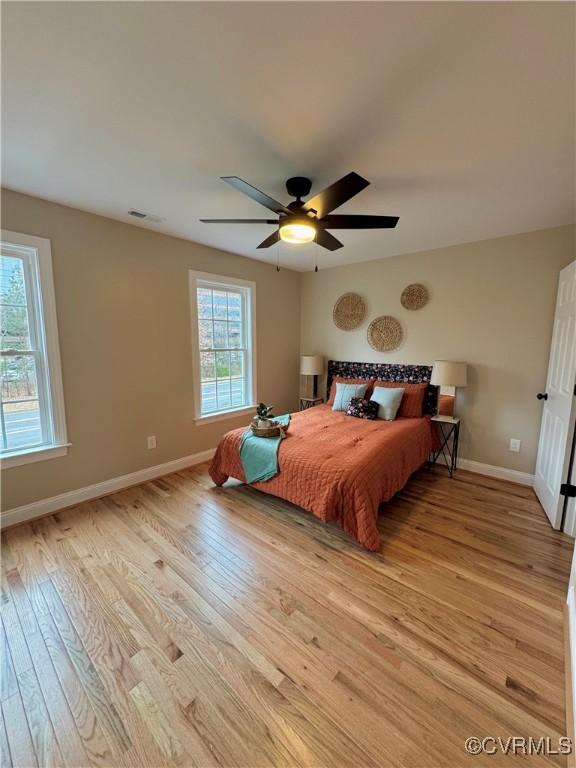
xmin=240 ymin=414 xmax=290 ymax=483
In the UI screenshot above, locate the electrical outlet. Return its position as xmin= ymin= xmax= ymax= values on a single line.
xmin=509 ymin=438 xmax=521 ymax=453
xmin=147 ymin=435 xmax=157 ymax=449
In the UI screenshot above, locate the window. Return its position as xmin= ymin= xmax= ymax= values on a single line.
xmin=189 ymin=271 xmax=256 ymax=422
xmin=0 ymin=230 xmax=68 ymax=467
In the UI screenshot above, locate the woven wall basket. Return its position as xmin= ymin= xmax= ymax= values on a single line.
xmin=401 ymin=283 xmax=429 ymax=311
xmin=333 ymin=292 xmax=366 ymax=330
xmin=367 ymin=315 xmax=403 ymax=352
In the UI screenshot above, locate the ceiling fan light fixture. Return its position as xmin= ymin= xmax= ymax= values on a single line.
xmin=201 ymin=173 xmax=397 ymax=252
xmin=279 ymin=218 xmax=316 ymax=244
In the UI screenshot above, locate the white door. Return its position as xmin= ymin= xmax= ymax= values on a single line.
xmin=534 ymin=260 xmax=576 ymax=529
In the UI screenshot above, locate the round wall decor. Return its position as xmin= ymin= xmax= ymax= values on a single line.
xmin=333 ymin=292 xmax=366 ymax=330
xmin=367 ymin=315 xmax=403 ymax=352
xmin=401 ymin=283 xmax=429 ymax=311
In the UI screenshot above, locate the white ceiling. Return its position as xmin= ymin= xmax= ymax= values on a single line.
xmin=2 ymin=2 xmax=574 ymax=271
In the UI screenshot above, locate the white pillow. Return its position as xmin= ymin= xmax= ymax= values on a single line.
xmin=370 ymin=387 xmax=405 ymax=420
xmin=332 ymin=382 xmax=368 ymax=412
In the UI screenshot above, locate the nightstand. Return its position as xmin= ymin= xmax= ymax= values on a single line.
xmin=299 ymin=397 xmax=324 ymax=411
xmin=430 ymin=415 xmax=461 ymax=478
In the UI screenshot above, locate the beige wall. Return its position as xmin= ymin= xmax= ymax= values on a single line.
xmin=1 ymin=189 xmax=300 ymax=511
xmin=301 ymin=226 xmax=575 ymax=474
xmin=2 ymin=188 xmax=573 ymax=511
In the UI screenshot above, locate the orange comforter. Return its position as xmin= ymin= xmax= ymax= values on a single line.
xmin=209 ymin=405 xmax=433 ymax=551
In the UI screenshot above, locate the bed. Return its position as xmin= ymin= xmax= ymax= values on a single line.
xmin=209 ymin=361 xmax=438 ymax=551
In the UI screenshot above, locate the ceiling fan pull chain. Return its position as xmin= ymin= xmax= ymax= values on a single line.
xmin=276 ymin=240 xmax=280 ymax=272
xmin=314 ymin=240 xmax=319 ymax=272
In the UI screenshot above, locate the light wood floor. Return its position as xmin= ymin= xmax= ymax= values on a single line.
xmin=1 ymin=464 xmax=573 ymax=768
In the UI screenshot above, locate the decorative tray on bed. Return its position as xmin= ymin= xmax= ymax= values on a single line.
xmin=250 ymin=418 xmax=288 ymax=438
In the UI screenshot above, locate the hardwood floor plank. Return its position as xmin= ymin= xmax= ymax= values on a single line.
xmin=0 ymin=707 xmax=13 ymax=768
xmin=162 ymin=474 xmax=564 ymax=680
xmin=120 ymin=508 xmax=445 ymax=766
xmin=17 ymin=667 xmax=64 ymax=768
xmin=39 ymin=579 xmax=132 ymax=759
xmin=112 ymin=470 xmax=573 ymax=759
xmin=0 ymin=621 xmax=18 ymax=703
xmin=93 ymin=502 xmax=288 ymax=691
xmin=111 ymin=536 xmax=370 ymax=766
xmin=129 ymin=680 xmax=185 ymax=766
xmin=2 ymin=692 xmax=37 ymax=768
xmin=1 ymin=596 xmax=33 ymax=679
xmin=1 ymin=464 xmax=572 ymax=767
xmin=34 ymin=606 xmax=115 ymax=768
xmin=4 ymin=567 xmax=90 ymax=767
xmin=49 ymin=564 xmax=138 ymax=693
xmin=172 ymin=498 xmax=566 ymax=727
xmin=129 ymin=649 xmax=220 ymax=768
xmin=169 ymin=492 xmax=564 ymax=752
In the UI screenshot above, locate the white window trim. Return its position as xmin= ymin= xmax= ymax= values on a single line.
xmin=1 ymin=443 xmax=71 ymax=469
xmin=0 ymin=229 xmax=69 ymax=468
xmin=189 ymin=270 xmax=257 ymax=425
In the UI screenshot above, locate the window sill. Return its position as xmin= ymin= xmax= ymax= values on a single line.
xmin=1 ymin=443 xmax=71 ymax=469
xmin=195 ymin=405 xmax=255 ymax=426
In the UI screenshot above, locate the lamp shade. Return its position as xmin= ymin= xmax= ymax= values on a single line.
xmin=300 ymin=355 xmax=324 ymax=376
xmin=431 ymin=360 xmax=468 ymax=387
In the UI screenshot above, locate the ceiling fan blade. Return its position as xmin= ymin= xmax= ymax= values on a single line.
xmin=221 ymin=177 xmax=293 ymax=216
xmin=303 ymin=172 xmax=370 ymax=218
xmin=315 ymin=230 xmax=344 ymax=251
xmin=321 ymin=215 xmax=399 ymax=229
xmin=200 ymin=219 xmax=278 ymax=224
xmin=256 ymin=230 xmax=281 ymax=249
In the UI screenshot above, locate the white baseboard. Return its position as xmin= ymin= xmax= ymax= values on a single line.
xmin=0 ymin=450 xmax=535 ymax=529
xmin=1 ymin=448 xmax=216 ymax=529
xmin=457 ymin=458 xmax=534 ymax=486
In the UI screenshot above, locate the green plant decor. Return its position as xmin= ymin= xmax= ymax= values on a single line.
xmin=255 ymin=403 xmax=275 ymax=424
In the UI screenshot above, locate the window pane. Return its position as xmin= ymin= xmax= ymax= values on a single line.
xmin=200 ymin=351 xmax=215 ymax=381
xmin=0 ymin=256 xmax=31 ymax=351
xmin=3 ymin=400 xmax=42 ymax=451
xmin=227 ymin=292 xmax=242 ymax=321
xmin=201 ymin=381 xmax=217 ymax=413
xmin=213 ymin=321 xmax=227 ymax=349
xmin=197 ymin=287 xmax=212 ymax=319
xmin=230 ymin=351 xmax=243 ymax=378
xmin=215 ymin=351 xmax=230 ymax=379
xmin=231 ymin=378 xmax=245 ymax=406
xmin=0 ymin=355 xmax=43 ymax=450
xmin=216 ymin=379 xmax=231 ymax=410
xmin=228 ymin=322 xmax=242 ymax=349
xmin=198 ymin=320 xmax=213 ymax=350
xmin=1 ymin=354 xmax=38 ymax=402
xmin=213 ymin=290 xmax=228 ymax=320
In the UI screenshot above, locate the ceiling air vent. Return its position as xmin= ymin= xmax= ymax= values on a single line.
xmin=128 ymin=209 xmax=165 ymax=224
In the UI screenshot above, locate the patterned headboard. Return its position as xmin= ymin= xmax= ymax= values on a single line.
xmin=326 ymin=360 xmax=438 ymax=415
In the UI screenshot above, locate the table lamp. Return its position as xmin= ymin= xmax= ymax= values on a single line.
xmin=431 ymin=361 xmax=468 ymax=413
xmin=300 ymin=355 xmax=324 ymax=398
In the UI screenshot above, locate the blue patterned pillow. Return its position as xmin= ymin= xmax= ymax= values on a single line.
xmin=332 ymin=382 xmax=368 ymax=411
xmin=346 ymin=397 xmax=379 ymax=420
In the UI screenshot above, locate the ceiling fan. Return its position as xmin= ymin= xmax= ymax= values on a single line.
xmin=200 ymin=172 xmax=399 ymax=251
